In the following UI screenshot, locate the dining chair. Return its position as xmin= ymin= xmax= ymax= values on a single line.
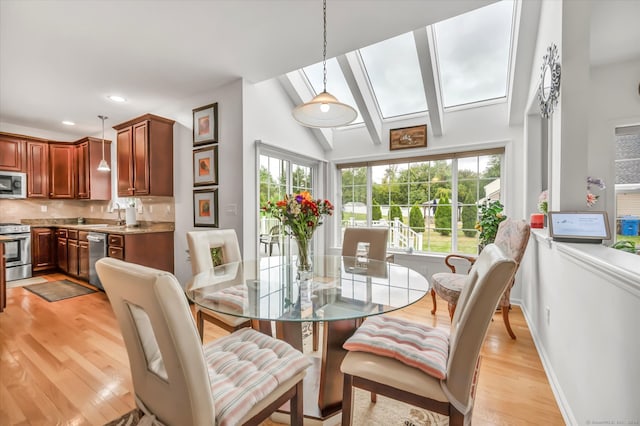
xmin=340 ymin=244 xmax=517 ymax=426
xmin=96 ymin=257 xmax=309 ymax=426
xmin=308 ymin=227 xmax=390 ymax=353
xmin=430 ymin=218 xmax=530 ymax=339
xmin=186 ymin=229 xmax=251 ymax=340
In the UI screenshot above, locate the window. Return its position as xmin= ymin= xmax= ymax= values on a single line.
xmin=615 ymin=125 xmax=640 ymax=243
xmin=433 ymin=0 xmax=514 ymax=108
xmin=338 ymin=150 xmax=503 ymax=254
xmin=359 ymin=32 xmax=428 ymax=118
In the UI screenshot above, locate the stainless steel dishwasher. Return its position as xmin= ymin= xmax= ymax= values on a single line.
xmin=87 ymin=232 xmax=107 ymax=290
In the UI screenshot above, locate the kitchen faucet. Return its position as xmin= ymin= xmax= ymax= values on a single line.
xmin=113 ymin=202 xmax=126 ymax=226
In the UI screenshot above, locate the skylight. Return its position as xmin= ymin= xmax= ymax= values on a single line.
xmin=359 ymin=32 xmax=428 ymax=118
xmin=434 ymin=0 xmax=514 ymax=108
xmin=302 ymin=58 xmax=364 ymax=125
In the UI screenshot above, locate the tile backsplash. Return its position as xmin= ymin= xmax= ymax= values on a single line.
xmin=0 ymin=197 xmax=175 ymax=224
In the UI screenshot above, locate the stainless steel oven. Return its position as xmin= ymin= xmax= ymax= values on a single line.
xmin=0 ymin=223 xmax=32 ymax=281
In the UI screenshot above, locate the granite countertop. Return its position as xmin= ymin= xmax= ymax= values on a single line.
xmin=21 ymin=219 xmax=174 ymax=235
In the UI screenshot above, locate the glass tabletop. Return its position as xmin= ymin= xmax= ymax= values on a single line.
xmin=186 ymin=255 xmax=429 ymax=322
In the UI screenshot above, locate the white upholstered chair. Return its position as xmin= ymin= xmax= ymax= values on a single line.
xmin=340 ymin=244 xmax=517 ymax=426
xmin=186 ymin=229 xmax=251 ymax=340
xmin=96 ymin=257 xmax=309 ymax=426
xmin=431 ymin=218 xmax=530 ymax=339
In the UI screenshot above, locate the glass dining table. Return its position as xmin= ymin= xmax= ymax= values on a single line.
xmin=186 ymin=255 xmax=429 ymax=423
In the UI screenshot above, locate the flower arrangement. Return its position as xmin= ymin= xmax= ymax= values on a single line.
xmin=475 ymin=200 xmax=507 ymax=249
xmin=263 ymin=191 xmax=334 ymax=274
xmin=538 ymin=190 xmax=548 ymax=214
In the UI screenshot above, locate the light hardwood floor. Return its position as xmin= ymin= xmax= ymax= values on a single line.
xmin=0 ymin=273 xmax=564 ymax=425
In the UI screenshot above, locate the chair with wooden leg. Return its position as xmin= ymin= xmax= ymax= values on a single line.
xmin=96 ymin=257 xmax=310 ymax=426
xmin=430 ymin=218 xmax=530 ymax=339
xmin=309 ymin=227 xmax=390 ymax=352
xmin=340 ymin=244 xmax=517 ymax=426
xmin=186 ymin=229 xmax=251 ymax=340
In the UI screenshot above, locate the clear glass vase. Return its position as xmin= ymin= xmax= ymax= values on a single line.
xmin=295 ymin=235 xmax=313 ymax=281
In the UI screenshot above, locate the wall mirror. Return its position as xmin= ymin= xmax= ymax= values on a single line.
xmin=538 ymin=43 xmax=561 ymax=118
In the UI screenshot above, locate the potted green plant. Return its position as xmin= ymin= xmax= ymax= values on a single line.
xmin=611 ymin=240 xmax=637 ymax=254
xmin=476 ymin=200 xmax=507 ymax=251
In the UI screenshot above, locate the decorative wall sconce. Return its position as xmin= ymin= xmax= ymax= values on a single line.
xmin=538 ymin=44 xmax=561 ymax=118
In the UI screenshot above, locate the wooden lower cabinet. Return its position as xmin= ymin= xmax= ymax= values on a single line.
xmin=78 ymin=233 xmax=89 ymax=281
xmin=32 ymin=227 xmax=56 ymax=272
xmin=1 ymin=242 xmax=5 ymax=312
xmin=108 ymin=232 xmax=173 ymax=273
xmin=57 ymin=229 xmax=68 ymax=273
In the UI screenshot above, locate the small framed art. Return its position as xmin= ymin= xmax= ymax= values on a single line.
xmin=193 ymin=188 xmax=219 ymax=227
xmin=389 ymin=124 xmax=427 ymax=151
xmin=193 ymin=145 xmax=218 ymax=186
xmin=193 ymin=102 xmax=218 ymax=146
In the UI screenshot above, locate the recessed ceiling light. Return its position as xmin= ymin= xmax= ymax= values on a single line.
xmin=62 ymin=120 xmax=75 ymax=126
xmin=108 ymin=95 xmax=126 ymax=103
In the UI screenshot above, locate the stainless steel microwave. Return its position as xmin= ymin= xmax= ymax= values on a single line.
xmin=0 ymin=171 xmax=27 ymax=199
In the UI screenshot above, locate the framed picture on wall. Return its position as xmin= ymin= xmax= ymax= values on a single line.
xmin=389 ymin=124 xmax=427 ymax=151
xmin=193 ymin=145 xmax=218 ymax=186
xmin=193 ymin=102 xmax=218 ymax=146
xmin=193 ymin=188 xmax=219 ymax=227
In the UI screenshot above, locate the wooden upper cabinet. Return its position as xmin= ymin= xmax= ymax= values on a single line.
xmin=113 ymin=113 xmax=174 ymax=197
xmin=0 ymin=133 xmax=26 ymax=171
xmin=49 ymin=143 xmax=75 ymax=199
xmin=26 ymin=141 xmax=49 ymax=198
xmin=75 ymin=137 xmax=111 ymax=200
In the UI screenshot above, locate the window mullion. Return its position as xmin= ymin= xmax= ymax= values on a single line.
xmin=451 ymin=159 xmax=458 ymax=252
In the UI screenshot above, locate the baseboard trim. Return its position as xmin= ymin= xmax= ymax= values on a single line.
xmin=516 ymin=301 xmax=577 ymax=425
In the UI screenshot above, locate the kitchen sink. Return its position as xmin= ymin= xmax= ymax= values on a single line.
xmin=75 ymin=224 xmax=110 ymax=228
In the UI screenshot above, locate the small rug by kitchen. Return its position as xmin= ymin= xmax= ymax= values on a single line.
xmin=24 ymin=280 xmax=96 ymax=302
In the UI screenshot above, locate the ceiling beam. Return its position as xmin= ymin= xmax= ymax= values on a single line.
xmin=337 ymin=53 xmax=383 ymax=145
xmin=414 ymin=27 xmax=443 ymax=136
xmin=278 ymin=73 xmax=333 ymax=151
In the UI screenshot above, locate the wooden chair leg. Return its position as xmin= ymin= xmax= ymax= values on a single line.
xmin=502 ymin=304 xmax=516 ymax=339
xmin=341 ymin=374 xmax=354 ymax=426
xmin=290 ymin=381 xmax=304 ymax=426
xmin=430 ymin=288 xmax=437 ymax=315
xmin=196 ymin=310 xmax=204 ymax=342
xmin=312 ymin=322 xmax=319 ymax=352
xmin=447 ymin=302 xmax=457 ymax=321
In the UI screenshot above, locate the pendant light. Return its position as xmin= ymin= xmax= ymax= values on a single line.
xmin=97 ymin=115 xmax=110 ymax=172
xmin=292 ymin=0 xmax=357 ymax=128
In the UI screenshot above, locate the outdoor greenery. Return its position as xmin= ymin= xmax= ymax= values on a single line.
xmin=409 ymin=204 xmax=425 ymax=233
xmin=461 ymin=193 xmax=478 ymax=237
xmin=372 ymin=200 xmax=382 ymax=220
xmin=389 ymin=203 xmax=403 ymax=222
xmin=434 ymin=188 xmax=452 ymax=236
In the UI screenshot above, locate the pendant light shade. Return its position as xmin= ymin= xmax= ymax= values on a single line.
xmin=97 ymin=115 xmax=110 ymax=172
xmin=293 ymin=0 xmax=356 ymax=128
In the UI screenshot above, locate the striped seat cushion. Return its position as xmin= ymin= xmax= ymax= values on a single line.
xmin=203 ymin=328 xmax=311 ymax=426
xmin=204 ymin=284 xmax=247 ymax=311
xmin=343 ymin=315 xmax=449 ymax=380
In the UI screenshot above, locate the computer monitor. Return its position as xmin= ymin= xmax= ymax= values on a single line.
xmin=548 ymin=211 xmax=611 ymax=243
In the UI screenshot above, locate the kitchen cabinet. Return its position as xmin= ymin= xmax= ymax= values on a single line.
xmin=0 ymin=133 xmax=25 ymax=172
xmin=113 ymin=114 xmax=175 ymax=197
xmin=57 ymin=229 xmax=68 ymax=273
xmin=26 ymin=141 xmax=49 ymax=198
xmin=67 ymin=229 xmax=79 ymax=277
xmin=108 ymin=232 xmax=174 ymax=273
xmin=78 ymin=232 xmax=89 ymax=281
xmin=49 ymin=143 xmax=75 ymax=199
xmin=1 ymin=241 xmax=5 ymax=312
xmin=75 ymin=137 xmax=111 ymax=200
xmin=32 ymin=227 xmax=56 ymax=272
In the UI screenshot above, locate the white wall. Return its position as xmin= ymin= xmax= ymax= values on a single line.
xmin=242 ymin=78 xmax=327 ymax=261
xmin=519 ymin=1 xmax=640 ymax=423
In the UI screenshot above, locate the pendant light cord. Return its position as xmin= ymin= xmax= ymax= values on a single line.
xmin=322 ymin=0 xmax=327 ymax=93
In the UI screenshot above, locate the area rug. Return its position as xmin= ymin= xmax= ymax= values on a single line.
xmin=6 ymin=276 xmax=48 ymax=288
xmin=24 ymin=280 xmax=96 ymax=302
xmin=104 ymin=388 xmax=448 ymax=426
